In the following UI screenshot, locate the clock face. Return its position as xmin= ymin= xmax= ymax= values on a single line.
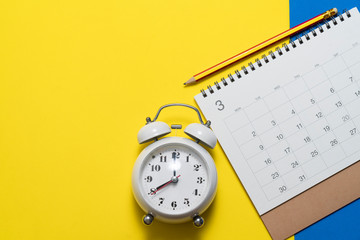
xmin=139 ymin=143 xmax=209 ymax=215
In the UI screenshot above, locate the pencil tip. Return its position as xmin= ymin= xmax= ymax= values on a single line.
xmin=184 ymin=77 xmax=196 ymax=86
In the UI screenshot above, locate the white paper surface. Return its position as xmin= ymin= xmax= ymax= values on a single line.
xmin=195 ymin=8 xmax=360 ymax=215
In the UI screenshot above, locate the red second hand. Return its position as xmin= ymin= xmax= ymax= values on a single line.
xmin=151 ymin=175 xmax=181 ymax=195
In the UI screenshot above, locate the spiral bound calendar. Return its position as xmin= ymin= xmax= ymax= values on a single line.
xmin=195 ymin=7 xmax=360 ymax=240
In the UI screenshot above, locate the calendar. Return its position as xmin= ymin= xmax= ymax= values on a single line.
xmin=195 ymin=7 xmax=360 ymax=215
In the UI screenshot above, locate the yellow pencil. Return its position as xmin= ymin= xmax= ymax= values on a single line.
xmin=184 ymin=8 xmax=338 ymax=85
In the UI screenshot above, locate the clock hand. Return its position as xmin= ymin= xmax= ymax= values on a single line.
xmin=172 ymin=152 xmax=177 ymax=177
xmin=150 ymin=175 xmax=181 ymax=195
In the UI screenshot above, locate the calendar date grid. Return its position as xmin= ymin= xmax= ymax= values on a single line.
xmin=225 ymin=66 xmax=359 ymax=134
xmin=244 ymin=109 xmax=360 ymax=176
xmin=261 ymin=97 xmax=308 ymax=196
xmin=314 ymin=64 xmax=357 ymax=162
xmin=223 ymin=53 xmax=360 ymax=200
xmin=232 ymin=80 xmax=360 ymax=160
xmin=239 ymin=105 xmax=289 ymax=197
xmin=259 ymin=142 xmax=360 ymax=197
xmin=233 ymin=88 xmax=360 ymax=199
xmin=225 ymin=57 xmax=360 ymax=142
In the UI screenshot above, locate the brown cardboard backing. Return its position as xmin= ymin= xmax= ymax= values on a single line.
xmin=261 ymin=161 xmax=360 ymax=240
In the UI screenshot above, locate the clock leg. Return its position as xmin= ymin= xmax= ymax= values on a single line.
xmin=193 ymin=215 xmax=204 ymax=228
xmin=143 ymin=213 xmax=154 ymax=225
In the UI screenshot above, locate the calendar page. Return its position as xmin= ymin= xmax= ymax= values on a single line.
xmin=195 ymin=7 xmax=360 ymax=215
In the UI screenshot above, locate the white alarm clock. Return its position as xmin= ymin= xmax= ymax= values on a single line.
xmin=132 ymin=103 xmax=217 ymax=227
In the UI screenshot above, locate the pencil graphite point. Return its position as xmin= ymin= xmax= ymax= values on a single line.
xmin=184 ymin=77 xmax=196 ymax=86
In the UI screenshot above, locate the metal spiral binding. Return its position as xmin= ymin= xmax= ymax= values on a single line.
xmin=221 ymin=77 xmax=228 ymax=86
xmin=256 ymin=58 xmax=262 ymax=67
xmin=304 ymin=32 xmax=310 ymax=40
xmin=345 ymin=9 xmax=351 ymax=17
xmin=241 ymin=66 xmax=249 ymax=74
xmin=269 ymin=50 xmax=276 ymax=59
xmin=331 ymin=16 xmax=338 ymax=25
xmin=325 ymin=20 xmax=331 ymax=29
xmin=282 ymin=43 xmax=290 ymax=52
xmin=297 ymin=36 xmax=303 ymax=44
xmin=249 ymin=62 xmax=255 ymax=71
xmin=200 ymin=89 xmax=207 ymax=97
xmin=200 ymin=10 xmax=352 ymax=98
xmin=262 ymin=54 xmax=269 ymax=63
xmin=214 ymin=81 xmax=221 ymax=90
xmin=235 ymin=70 xmax=241 ymax=79
xmin=311 ymin=28 xmax=317 ymax=37
xmin=228 ymin=74 xmax=235 ymax=82
xmin=339 ymin=14 xmax=344 ymax=21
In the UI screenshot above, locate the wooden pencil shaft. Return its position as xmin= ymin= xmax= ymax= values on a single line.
xmin=186 ymin=8 xmax=337 ymax=85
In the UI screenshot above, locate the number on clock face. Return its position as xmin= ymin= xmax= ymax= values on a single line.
xmin=141 ymin=145 xmax=208 ymax=213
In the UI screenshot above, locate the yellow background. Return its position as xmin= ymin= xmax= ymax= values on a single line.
xmin=0 ymin=1 xmax=293 ymax=239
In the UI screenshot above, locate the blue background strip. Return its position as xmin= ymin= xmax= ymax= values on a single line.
xmin=290 ymin=1 xmax=360 ymax=239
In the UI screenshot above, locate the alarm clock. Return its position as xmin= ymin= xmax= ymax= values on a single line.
xmin=132 ymin=103 xmax=217 ymax=227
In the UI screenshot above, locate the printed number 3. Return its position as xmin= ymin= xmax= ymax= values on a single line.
xmin=215 ymin=100 xmax=225 ymax=111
